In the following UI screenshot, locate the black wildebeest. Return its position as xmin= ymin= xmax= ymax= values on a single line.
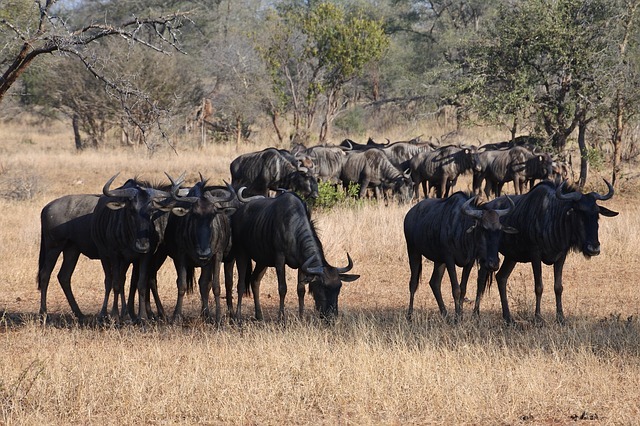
xmin=91 ymin=174 xmax=174 ymax=322
xmin=409 ymin=144 xmax=478 ymax=199
xmin=473 ymin=179 xmax=618 ymax=324
xmin=37 ymin=194 xmax=101 ymax=322
xmin=340 ymin=148 xmax=413 ymax=203
xmin=231 ymin=189 xmax=360 ymax=322
xmin=230 ymin=148 xmax=318 ymax=199
xmin=156 ymin=176 xmax=237 ymax=325
xmin=404 ymin=192 xmax=517 ymax=319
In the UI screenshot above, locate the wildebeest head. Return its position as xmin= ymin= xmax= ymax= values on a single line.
xmin=285 ymin=170 xmax=319 ymax=199
xmin=391 ymin=169 xmax=414 ymax=204
xmin=102 ymin=173 xmax=173 ymax=253
xmin=301 ymin=253 xmax=360 ymax=319
xmin=555 ymin=179 xmax=618 ymax=257
xmin=462 ymin=196 xmax=518 ymax=271
xmin=168 ymin=174 xmax=236 ymax=261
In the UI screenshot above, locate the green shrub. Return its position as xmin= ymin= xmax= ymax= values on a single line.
xmin=311 ymin=181 xmax=362 ymax=209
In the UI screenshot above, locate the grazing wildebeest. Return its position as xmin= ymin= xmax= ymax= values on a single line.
xmin=409 ymin=144 xmax=478 ymax=199
xmin=91 ymin=174 xmax=173 ymax=322
xmin=156 ymin=176 xmax=237 ymax=325
xmin=479 ymin=146 xmax=553 ymax=198
xmin=340 ymin=148 xmax=413 ymax=203
xmin=404 ymin=192 xmax=517 ymax=319
xmin=230 ymin=148 xmax=318 ymax=199
xmin=37 ymin=194 xmax=101 ymax=322
xmin=231 ymin=189 xmax=360 ymax=322
xmin=473 ymin=179 xmax=618 ymax=324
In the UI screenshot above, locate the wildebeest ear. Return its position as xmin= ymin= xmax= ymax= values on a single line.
xmin=171 ymin=206 xmax=190 ymax=216
xmin=219 ymin=207 xmax=237 ymax=216
xmin=598 ymin=205 xmax=619 ymax=217
xmin=502 ymin=226 xmax=519 ymax=234
xmin=106 ymin=201 xmax=126 ymax=210
xmin=339 ymin=274 xmax=360 ymax=282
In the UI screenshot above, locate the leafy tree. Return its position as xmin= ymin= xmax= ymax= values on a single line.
xmin=257 ymin=1 xmax=389 ymax=143
xmin=455 ymin=0 xmax=618 ymax=186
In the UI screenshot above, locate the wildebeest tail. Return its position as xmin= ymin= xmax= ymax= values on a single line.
xmin=244 ymin=262 xmax=253 ymax=297
xmin=37 ymin=221 xmax=47 ymax=290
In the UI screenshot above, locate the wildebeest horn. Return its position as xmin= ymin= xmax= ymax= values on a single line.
xmin=103 ymin=173 xmax=138 ymax=198
xmin=494 ymin=195 xmax=515 ymax=217
xmin=336 ymin=253 xmax=354 ymax=274
xmin=205 ymin=182 xmax=236 ymax=204
xmin=165 ymin=172 xmax=199 ymax=203
xmin=556 ymin=180 xmax=582 ymax=201
xmin=589 ymin=178 xmax=614 ymax=201
xmin=301 ymin=256 xmax=324 ymax=276
xmin=237 ymin=187 xmax=265 ymax=203
xmin=461 ymin=196 xmax=483 ymax=219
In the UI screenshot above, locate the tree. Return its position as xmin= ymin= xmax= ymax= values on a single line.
xmin=0 ymin=0 xmax=190 ymax=108
xmin=456 ymin=0 xmax=617 ymax=187
xmin=256 ymin=1 xmax=389 ymax=144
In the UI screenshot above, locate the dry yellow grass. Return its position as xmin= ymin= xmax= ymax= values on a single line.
xmin=1 ymin=119 xmax=639 ymax=425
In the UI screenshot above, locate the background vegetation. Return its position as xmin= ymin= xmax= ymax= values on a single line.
xmin=3 ymin=0 xmax=640 ymax=186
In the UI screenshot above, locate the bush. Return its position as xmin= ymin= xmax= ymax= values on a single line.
xmin=311 ymin=181 xmax=361 ymax=209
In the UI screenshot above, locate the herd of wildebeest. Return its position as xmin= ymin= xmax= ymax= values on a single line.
xmin=37 ymin=135 xmax=619 ymax=326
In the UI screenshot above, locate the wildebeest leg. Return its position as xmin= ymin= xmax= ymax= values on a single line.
xmin=223 ymin=257 xmax=235 ymax=318
xmin=172 ymin=260 xmax=189 ymax=323
xmin=250 ymin=263 xmax=267 ymax=321
xmin=406 ymin=249 xmax=423 ymax=320
xmin=445 ymin=260 xmax=462 ymax=318
xmin=473 ymin=266 xmax=489 ymax=316
xmin=458 ymin=264 xmax=473 ymax=317
xmin=135 ymin=257 xmax=153 ymax=323
xmin=56 ymin=248 xmax=85 ymax=322
xmin=148 ymin=273 xmax=166 ymax=321
xmin=428 ymin=262 xmax=447 ymax=317
xmin=274 ymin=257 xmax=288 ymax=322
xmin=127 ymin=262 xmax=139 ymax=321
xmin=531 ymin=259 xmax=544 ymax=323
xmin=495 ymin=182 xmax=504 ymax=197
xmin=553 ymin=257 xmax=566 ymax=324
xmin=483 ymin=180 xmax=493 ymax=200
xmin=111 ymin=263 xmax=128 ymax=322
xmin=234 ymin=253 xmax=251 ymax=323
xmin=421 ymin=180 xmax=429 ymax=199
xmin=98 ymin=258 xmax=112 ymax=320
xmin=496 ymin=259 xmax=517 ymax=323
xmin=296 ymin=270 xmax=307 ymax=319
xmin=198 ymin=263 xmax=213 ymax=320
xmin=358 ymin=178 xmax=370 ymax=199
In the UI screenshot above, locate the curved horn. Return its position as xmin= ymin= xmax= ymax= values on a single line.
xmin=301 ymin=256 xmax=323 ymax=276
xmin=589 ymin=179 xmax=614 ymax=201
xmin=103 ymin=173 xmax=137 ymax=198
xmin=166 ymin=172 xmax=199 ymax=203
xmin=556 ymin=180 xmax=582 ymax=201
xmin=494 ymin=195 xmax=515 ymax=217
xmin=237 ymin=187 xmax=265 ymax=203
xmin=336 ymin=253 xmax=354 ymax=274
xmin=205 ymin=182 xmax=236 ymax=204
xmin=461 ymin=196 xmax=483 ymax=219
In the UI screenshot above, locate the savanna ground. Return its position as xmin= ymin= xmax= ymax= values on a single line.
xmin=1 ymin=117 xmax=639 ymax=425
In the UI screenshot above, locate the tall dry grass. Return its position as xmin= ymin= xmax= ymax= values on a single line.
xmin=1 ymin=119 xmax=639 ymax=425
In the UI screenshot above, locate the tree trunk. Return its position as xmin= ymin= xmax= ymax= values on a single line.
xmin=577 ymin=120 xmax=589 ymax=189
xmin=72 ymin=114 xmax=83 ymax=150
xmin=612 ymin=93 xmax=624 ymax=187
xmin=235 ymin=116 xmax=242 ymax=150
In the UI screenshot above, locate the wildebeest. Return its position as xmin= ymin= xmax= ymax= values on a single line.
xmin=476 ymin=146 xmax=553 ymax=198
xmin=339 ymin=137 xmax=389 ymax=151
xmin=340 ymin=148 xmax=413 ymax=203
xmin=231 ymin=189 xmax=360 ymax=322
xmin=91 ymin=174 xmax=174 ymax=322
xmin=404 ymin=192 xmax=516 ymax=319
xmin=409 ymin=144 xmax=478 ymax=199
xmin=304 ymin=145 xmax=347 ymax=184
xmin=473 ymin=179 xmax=618 ymax=324
xmin=230 ymin=148 xmax=318 ymax=199
xmin=37 ymin=194 xmax=101 ymax=322
xmin=154 ymin=176 xmax=237 ymax=325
